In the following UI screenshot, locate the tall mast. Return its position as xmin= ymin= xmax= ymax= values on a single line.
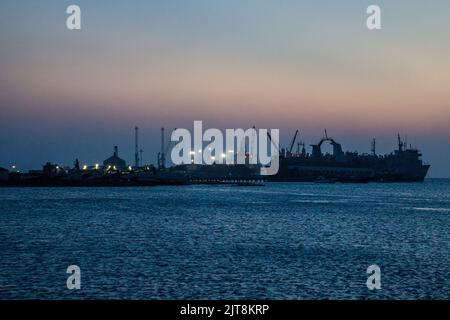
xmin=397 ymin=133 xmax=403 ymax=152
xmin=371 ymin=138 xmax=376 ymax=156
xmin=134 ymin=126 xmax=139 ymax=168
xmin=160 ymin=127 xmax=166 ymax=169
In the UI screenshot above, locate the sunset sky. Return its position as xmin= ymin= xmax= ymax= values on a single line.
xmin=0 ymin=0 xmax=449 ymax=177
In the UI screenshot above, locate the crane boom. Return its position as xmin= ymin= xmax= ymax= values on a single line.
xmin=289 ymin=130 xmax=299 ymax=153
xmin=266 ymin=131 xmax=279 ymax=152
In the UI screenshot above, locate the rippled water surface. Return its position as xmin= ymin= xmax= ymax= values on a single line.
xmin=0 ymin=180 xmax=449 ymax=299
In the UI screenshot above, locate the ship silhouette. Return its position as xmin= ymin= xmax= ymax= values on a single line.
xmin=268 ymin=132 xmax=430 ymax=183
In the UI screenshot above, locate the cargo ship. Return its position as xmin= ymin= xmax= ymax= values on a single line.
xmin=268 ymin=131 xmax=430 ymax=183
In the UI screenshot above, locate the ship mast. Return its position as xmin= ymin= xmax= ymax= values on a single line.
xmin=371 ymin=138 xmax=376 ymax=156
xmin=397 ymin=133 xmax=404 ymax=152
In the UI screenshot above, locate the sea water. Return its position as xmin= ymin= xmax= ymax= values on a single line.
xmin=0 ymin=180 xmax=449 ymax=299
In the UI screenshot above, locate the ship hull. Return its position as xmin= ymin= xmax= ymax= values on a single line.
xmin=268 ymin=159 xmax=430 ymax=183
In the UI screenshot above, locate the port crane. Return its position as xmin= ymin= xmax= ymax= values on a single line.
xmin=289 ymin=130 xmax=299 ymax=154
xmin=266 ymin=131 xmax=280 ymax=153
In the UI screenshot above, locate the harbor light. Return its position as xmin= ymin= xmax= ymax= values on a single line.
xmin=128 ymin=166 xmax=132 ymax=171
xmin=95 ymin=164 xmax=99 ymax=170
xmin=113 ymin=166 xmax=117 ymax=170
xmin=12 ymin=165 xmax=16 ymax=170
xmin=82 ymin=165 xmax=88 ymax=170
